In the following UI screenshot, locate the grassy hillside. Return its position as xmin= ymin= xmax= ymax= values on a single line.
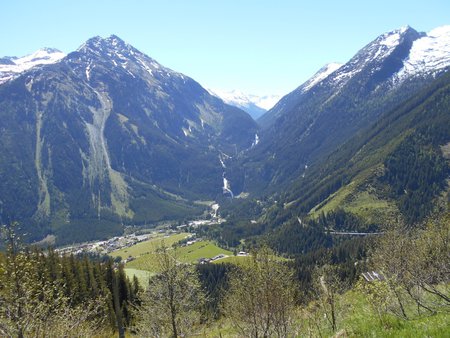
xmin=334 ymin=290 xmax=449 ymax=337
xmin=195 ymin=287 xmax=450 ymax=337
xmin=176 ymin=241 xmax=233 ymax=264
xmin=308 ymin=167 xmax=399 ymax=223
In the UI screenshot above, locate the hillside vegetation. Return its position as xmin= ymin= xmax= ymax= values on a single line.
xmin=1 ymin=213 xmax=448 ymax=337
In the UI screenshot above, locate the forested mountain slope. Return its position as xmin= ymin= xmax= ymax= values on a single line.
xmin=265 ymin=70 xmax=450 ymax=235
xmin=237 ymin=26 xmax=450 ymax=195
xmin=0 ymin=35 xmax=257 ymax=243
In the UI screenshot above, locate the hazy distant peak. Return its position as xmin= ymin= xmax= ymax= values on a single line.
xmin=208 ymin=88 xmax=281 ymax=119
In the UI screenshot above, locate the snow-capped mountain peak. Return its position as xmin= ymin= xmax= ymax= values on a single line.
xmin=396 ymin=25 xmax=450 ymax=81
xmin=76 ymin=35 xmax=136 ymax=62
xmin=327 ymin=26 xmax=422 ymax=87
xmin=261 ymin=25 xmax=447 ymax=128
xmin=0 ymin=48 xmax=66 ymax=84
xmin=208 ymin=88 xmax=281 ymax=119
xmin=78 ymin=35 xmax=132 ymax=55
xmin=379 ymin=25 xmax=411 ymax=47
xmin=315 ymin=25 xmax=450 ymax=90
xmin=74 ymin=35 xmax=185 ymax=83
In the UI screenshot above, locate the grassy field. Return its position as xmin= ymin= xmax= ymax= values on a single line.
xmin=110 ymin=232 xmax=189 ymax=259
xmin=123 ymin=268 xmax=154 ymax=287
xmin=122 ymin=238 xmax=236 ymax=285
xmin=110 ymin=232 xmax=234 ymax=273
xmin=213 ymin=255 xmax=249 ymax=265
xmin=125 ymin=240 xmax=233 ymax=271
xmin=176 ymin=241 xmax=233 ymax=264
xmin=213 ymin=253 xmax=290 ymax=266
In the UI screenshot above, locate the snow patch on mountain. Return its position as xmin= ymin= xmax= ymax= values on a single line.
xmin=380 ymin=25 xmax=410 ymax=47
xmin=330 ymin=28 xmax=410 ymax=89
xmin=77 ymin=35 xmax=186 ymax=84
xmin=396 ymin=25 xmax=450 ymax=81
xmin=301 ymin=62 xmax=343 ymax=92
xmin=321 ymin=26 xmax=424 ymax=91
xmin=0 ymin=48 xmax=66 ymax=84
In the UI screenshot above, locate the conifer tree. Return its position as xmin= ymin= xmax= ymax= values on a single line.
xmin=0 ymin=223 xmax=133 ymax=337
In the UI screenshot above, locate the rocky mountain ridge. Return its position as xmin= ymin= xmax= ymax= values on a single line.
xmin=242 ymin=25 xmax=450 ymax=195
xmin=0 ymin=35 xmax=257 ymax=243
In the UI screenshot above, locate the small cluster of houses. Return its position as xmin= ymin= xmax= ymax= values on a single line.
xmin=198 ymin=253 xmax=227 ymax=264
xmin=183 ymin=236 xmax=199 ymax=246
xmin=198 ymin=251 xmax=249 ymax=264
xmin=176 ymin=217 xmax=226 ymax=231
xmin=56 ymin=233 xmax=154 ymax=256
xmin=176 ymin=204 xmax=227 ymax=231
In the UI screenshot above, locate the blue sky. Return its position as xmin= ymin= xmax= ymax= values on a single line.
xmin=2 ymin=0 xmax=449 ymax=96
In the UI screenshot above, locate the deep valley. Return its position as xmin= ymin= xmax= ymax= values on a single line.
xmin=0 ymin=22 xmax=449 ymax=337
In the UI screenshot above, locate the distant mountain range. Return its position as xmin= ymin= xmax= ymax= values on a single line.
xmin=208 ymin=89 xmax=280 ymax=120
xmin=0 ymin=25 xmax=449 ymax=244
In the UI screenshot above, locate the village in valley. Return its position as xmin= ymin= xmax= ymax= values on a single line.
xmin=54 ymin=203 xmax=248 ymax=266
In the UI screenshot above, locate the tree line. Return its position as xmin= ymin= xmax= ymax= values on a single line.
xmin=0 ymin=223 xmax=139 ymax=337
